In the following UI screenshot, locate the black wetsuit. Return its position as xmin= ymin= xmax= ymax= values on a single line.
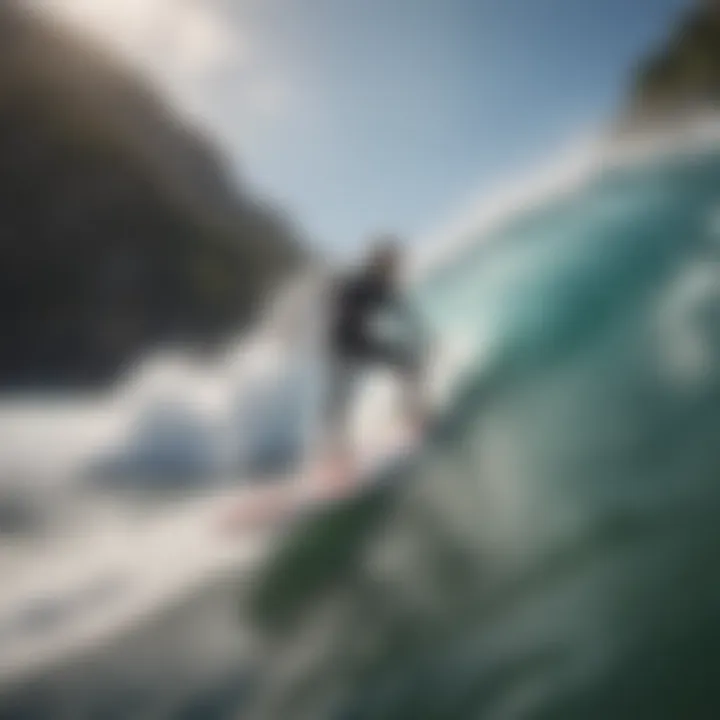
xmin=324 ymin=270 xmax=426 ymax=439
xmin=330 ymin=271 xmax=418 ymax=371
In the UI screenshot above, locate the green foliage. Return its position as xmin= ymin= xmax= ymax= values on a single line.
xmin=625 ymin=1 xmax=720 ymax=123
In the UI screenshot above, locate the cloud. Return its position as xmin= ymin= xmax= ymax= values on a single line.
xmin=27 ymin=0 xmax=288 ymax=122
xmin=33 ymin=0 xmax=242 ymax=77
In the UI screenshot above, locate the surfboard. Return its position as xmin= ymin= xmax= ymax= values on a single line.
xmin=216 ymin=416 xmax=426 ymax=535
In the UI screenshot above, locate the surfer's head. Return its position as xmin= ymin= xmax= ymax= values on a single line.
xmin=367 ymin=233 xmax=402 ymax=282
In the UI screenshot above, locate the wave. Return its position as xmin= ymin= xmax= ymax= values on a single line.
xmin=6 ymin=128 xmax=720 ymax=716
xmin=240 ymin=139 xmax=720 ymax=719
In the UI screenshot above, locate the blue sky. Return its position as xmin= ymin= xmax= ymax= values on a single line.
xmin=217 ymin=0 xmax=690 ymax=256
xmin=43 ymin=0 xmax=691 ymax=256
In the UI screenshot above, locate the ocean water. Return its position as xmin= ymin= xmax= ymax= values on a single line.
xmin=243 ymin=147 xmax=720 ymax=719
xmin=5 ymin=142 xmax=720 ymax=718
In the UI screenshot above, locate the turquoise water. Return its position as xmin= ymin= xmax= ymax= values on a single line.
xmin=244 ymin=149 xmax=720 ymax=719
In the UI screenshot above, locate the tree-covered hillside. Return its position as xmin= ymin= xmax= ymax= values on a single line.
xmin=0 ymin=2 xmax=304 ymax=388
xmin=625 ymin=0 xmax=720 ymax=126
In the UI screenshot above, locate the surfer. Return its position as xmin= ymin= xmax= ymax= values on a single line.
xmin=219 ymin=237 xmax=428 ymax=528
xmin=323 ymin=235 xmax=428 ymax=479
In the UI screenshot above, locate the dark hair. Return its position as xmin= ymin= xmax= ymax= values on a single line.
xmin=368 ymin=234 xmax=402 ymax=273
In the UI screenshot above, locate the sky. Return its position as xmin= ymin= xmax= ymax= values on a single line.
xmin=33 ymin=0 xmax=691 ymax=257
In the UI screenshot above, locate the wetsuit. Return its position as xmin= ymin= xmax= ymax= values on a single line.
xmin=325 ymin=271 xmax=424 ymax=443
xmin=330 ymin=272 xmax=412 ymax=365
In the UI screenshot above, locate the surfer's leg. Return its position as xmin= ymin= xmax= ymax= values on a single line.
xmin=322 ymin=358 xmax=359 ymax=481
xmin=365 ymin=340 xmax=426 ymax=428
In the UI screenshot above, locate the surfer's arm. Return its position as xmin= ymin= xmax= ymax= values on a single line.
xmin=390 ymin=294 xmax=429 ymax=371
